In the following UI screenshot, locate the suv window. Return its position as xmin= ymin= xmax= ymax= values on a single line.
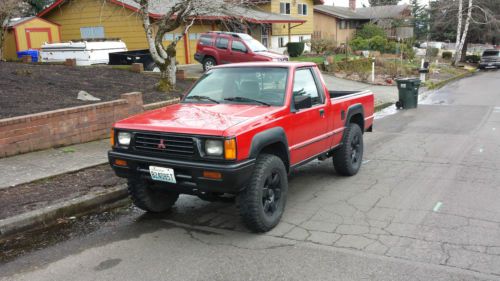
xmin=293 ymin=68 xmax=323 ymax=105
xmin=216 ymin=37 xmax=229 ymax=50
xmin=199 ymin=35 xmax=213 ymax=46
xmin=231 ymin=41 xmax=247 ymax=53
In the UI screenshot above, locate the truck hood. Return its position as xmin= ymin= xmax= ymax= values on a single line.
xmin=256 ymin=51 xmax=288 ymax=60
xmin=114 ymin=103 xmax=277 ymax=136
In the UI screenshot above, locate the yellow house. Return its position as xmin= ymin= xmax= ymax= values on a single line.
xmin=2 ymin=16 xmax=61 ymax=60
xmin=38 ymin=0 xmax=308 ymax=65
xmin=258 ymin=0 xmax=323 ymax=53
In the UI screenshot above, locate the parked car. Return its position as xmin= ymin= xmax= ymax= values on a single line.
xmin=194 ymin=31 xmax=288 ymax=71
xmin=479 ymin=49 xmax=500 ymax=69
xmin=108 ymin=62 xmax=374 ymax=232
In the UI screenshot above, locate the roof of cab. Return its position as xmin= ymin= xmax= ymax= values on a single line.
xmin=212 ymin=61 xmax=317 ymax=69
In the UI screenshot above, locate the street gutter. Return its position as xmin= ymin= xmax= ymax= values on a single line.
xmin=0 ymin=185 xmax=128 ymax=239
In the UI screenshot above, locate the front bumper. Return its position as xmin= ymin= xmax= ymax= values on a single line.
xmin=479 ymin=62 xmax=500 ymax=68
xmin=108 ymin=151 xmax=255 ymax=194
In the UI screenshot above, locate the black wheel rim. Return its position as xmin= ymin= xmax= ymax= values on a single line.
xmin=262 ymin=170 xmax=281 ymax=216
xmin=351 ymin=134 xmax=361 ymax=165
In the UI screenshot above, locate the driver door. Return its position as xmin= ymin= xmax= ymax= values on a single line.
xmin=228 ymin=40 xmax=248 ymax=63
xmin=287 ymin=68 xmax=330 ymax=165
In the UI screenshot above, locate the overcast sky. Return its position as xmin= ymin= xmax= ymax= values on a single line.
xmin=324 ymin=0 xmax=430 ymax=7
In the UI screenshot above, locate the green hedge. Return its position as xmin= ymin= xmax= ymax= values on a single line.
xmin=442 ymin=51 xmax=452 ymax=59
xmin=287 ymin=42 xmax=305 ymax=57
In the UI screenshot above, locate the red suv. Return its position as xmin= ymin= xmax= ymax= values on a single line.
xmin=194 ymin=31 xmax=288 ymax=71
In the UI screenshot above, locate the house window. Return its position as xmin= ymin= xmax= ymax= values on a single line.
xmin=80 ymin=26 xmax=105 ymax=39
xmin=278 ymin=37 xmax=286 ymax=48
xmin=280 ymin=2 xmax=291 ymax=15
xmin=339 ymin=20 xmax=347 ymax=30
xmin=298 ymin=3 xmax=308 ymax=15
xmin=188 ymin=33 xmax=200 ymax=40
xmin=163 ymin=33 xmax=174 ymax=41
xmin=299 ymin=36 xmax=304 ymax=42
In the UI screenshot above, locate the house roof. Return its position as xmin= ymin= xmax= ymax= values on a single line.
xmin=7 ymin=16 xmax=39 ymax=28
xmin=314 ymin=4 xmax=411 ymax=20
xmin=313 ymin=5 xmax=368 ymax=20
xmin=356 ymin=4 xmax=410 ymax=19
xmin=38 ymin=0 xmax=306 ymax=24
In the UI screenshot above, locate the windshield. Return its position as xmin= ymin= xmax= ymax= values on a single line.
xmin=183 ymin=67 xmax=288 ymax=106
xmin=483 ymin=50 xmax=499 ymax=57
xmin=244 ymin=39 xmax=268 ymax=52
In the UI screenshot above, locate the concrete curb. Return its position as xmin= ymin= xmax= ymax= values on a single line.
xmin=0 ymin=184 xmax=128 ymax=239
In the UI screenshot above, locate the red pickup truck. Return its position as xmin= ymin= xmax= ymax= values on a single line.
xmin=109 ymin=62 xmax=374 ymax=232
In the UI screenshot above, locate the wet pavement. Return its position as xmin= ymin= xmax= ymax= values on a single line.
xmin=1 ymin=70 xmax=500 ymax=280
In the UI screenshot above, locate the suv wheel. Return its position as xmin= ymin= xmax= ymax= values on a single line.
xmin=333 ymin=123 xmax=364 ymax=176
xmin=202 ymin=57 xmax=216 ymax=71
xmin=239 ymin=154 xmax=288 ymax=233
xmin=127 ymin=178 xmax=179 ymax=213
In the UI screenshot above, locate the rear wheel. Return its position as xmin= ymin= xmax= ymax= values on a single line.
xmin=239 ymin=154 xmax=288 ymax=233
xmin=127 ymin=178 xmax=179 ymax=213
xmin=333 ymin=123 xmax=364 ymax=176
xmin=202 ymin=57 xmax=216 ymax=71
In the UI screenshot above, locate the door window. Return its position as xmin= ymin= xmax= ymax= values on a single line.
xmin=293 ymin=68 xmax=324 ymax=105
xmin=215 ymin=37 xmax=229 ymax=49
xmin=231 ymin=41 xmax=247 ymax=53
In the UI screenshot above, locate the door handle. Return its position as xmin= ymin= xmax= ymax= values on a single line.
xmin=319 ymin=109 xmax=325 ymax=117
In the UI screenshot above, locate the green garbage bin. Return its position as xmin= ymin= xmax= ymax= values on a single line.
xmin=395 ymin=78 xmax=421 ymax=109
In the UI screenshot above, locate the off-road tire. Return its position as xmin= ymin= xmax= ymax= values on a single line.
xmin=333 ymin=123 xmax=364 ymax=176
xmin=239 ymin=154 xmax=288 ymax=233
xmin=202 ymin=57 xmax=216 ymax=71
xmin=127 ymin=178 xmax=179 ymax=213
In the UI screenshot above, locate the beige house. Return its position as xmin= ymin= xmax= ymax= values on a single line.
xmin=313 ymin=1 xmax=413 ymax=45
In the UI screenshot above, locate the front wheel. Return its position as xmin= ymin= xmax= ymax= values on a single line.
xmin=239 ymin=154 xmax=288 ymax=233
xmin=333 ymin=123 xmax=364 ymax=176
xmin=127 ymin=178 xmax=179 ymax=213
xmin=202 ymin=57 xmax=216 ymax=71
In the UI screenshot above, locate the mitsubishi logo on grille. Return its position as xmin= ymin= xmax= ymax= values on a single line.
xmin=158 ymin=139 xmax=166 ymax=149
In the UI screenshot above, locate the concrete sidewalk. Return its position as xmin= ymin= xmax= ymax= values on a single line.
xmin=0 ymin=139 xmax=109 ymax=189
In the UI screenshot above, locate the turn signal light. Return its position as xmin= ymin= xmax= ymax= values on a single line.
xmin=224 ymin=139 xmax=236 ymax=160
xmin=114 ymin=159 xmax=127 ymax=166
xmin=203 ymin=171 xmax=222 ymax=179
xmin=110 ymin=128 xmax=115 ymax=147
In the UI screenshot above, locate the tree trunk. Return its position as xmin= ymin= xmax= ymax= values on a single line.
xmin=461 ymin=36 xmax=468 ymax=62
xmin=157 ymin=44 xmax=176 ymax=92
xmin=454 ymin=0 xmax=472 ymax=65
xmin=0 ymin=17 xmax=8 ymax=61
xmin=453 ymin=0 xmax=463 ymax=66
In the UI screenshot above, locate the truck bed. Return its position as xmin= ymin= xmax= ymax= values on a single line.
xmin=328 ymin=90 xmax=362 ymax=99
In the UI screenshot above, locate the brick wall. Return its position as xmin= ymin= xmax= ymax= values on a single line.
xmin=0 ymin=92 xmax=144 ymax=158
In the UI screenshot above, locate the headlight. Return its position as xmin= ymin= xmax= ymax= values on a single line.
xmin=205 ymin=139 xmax=223 ymax=156
xmin=117 ymin=132 xmax=131 ymax=146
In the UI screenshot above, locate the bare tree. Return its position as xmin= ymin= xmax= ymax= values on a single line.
xmin=453 ymin=0 xmax=473 ymax=65
xmin=0 ymin=0 xmax=21 ymax=60
xmin=135 ymin=0 xmax=248 ymax=91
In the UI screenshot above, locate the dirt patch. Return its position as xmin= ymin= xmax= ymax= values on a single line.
xmin=0 ymin=62 xmax=194 ymax=119
xmin=0 ymin=165 xmax=126 ymax=220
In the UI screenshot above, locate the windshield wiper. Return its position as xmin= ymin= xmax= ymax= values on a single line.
xmin=185 ymin=95 xmax=219 ymax=104
xmin=224 ymin=96 xmax=270 ymax=106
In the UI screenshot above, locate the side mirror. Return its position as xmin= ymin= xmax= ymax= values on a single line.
xmin=293 ymin=95 xmax=312 ymax=110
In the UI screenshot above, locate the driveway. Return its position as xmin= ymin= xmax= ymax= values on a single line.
xmin=1 ymin=71 xmax=499 ymax=281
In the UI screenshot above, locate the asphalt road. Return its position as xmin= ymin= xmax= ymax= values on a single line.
xmin=1 ymin=70 xmax=500 ymax=281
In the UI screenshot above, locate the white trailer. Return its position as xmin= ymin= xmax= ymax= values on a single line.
xmin=40 ymin=40 xmax=127 ymax=66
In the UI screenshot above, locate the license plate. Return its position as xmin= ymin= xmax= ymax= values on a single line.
xmin=149 ymin=166 xmax=176 ymax=183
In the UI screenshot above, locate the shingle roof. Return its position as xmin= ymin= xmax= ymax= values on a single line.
xmin=356 ymin=4 xmax=410 ymax=19
xmin=314 ymin=5 xmax=368 ymax=20
xmin=39 ymin=0 xmax=305 ymax=24
xmin=314 ymin=4 xmax=411 ymax=20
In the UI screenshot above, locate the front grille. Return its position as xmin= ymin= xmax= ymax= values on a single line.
xmin=134 ymin=133 xmax=195 ymax=156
